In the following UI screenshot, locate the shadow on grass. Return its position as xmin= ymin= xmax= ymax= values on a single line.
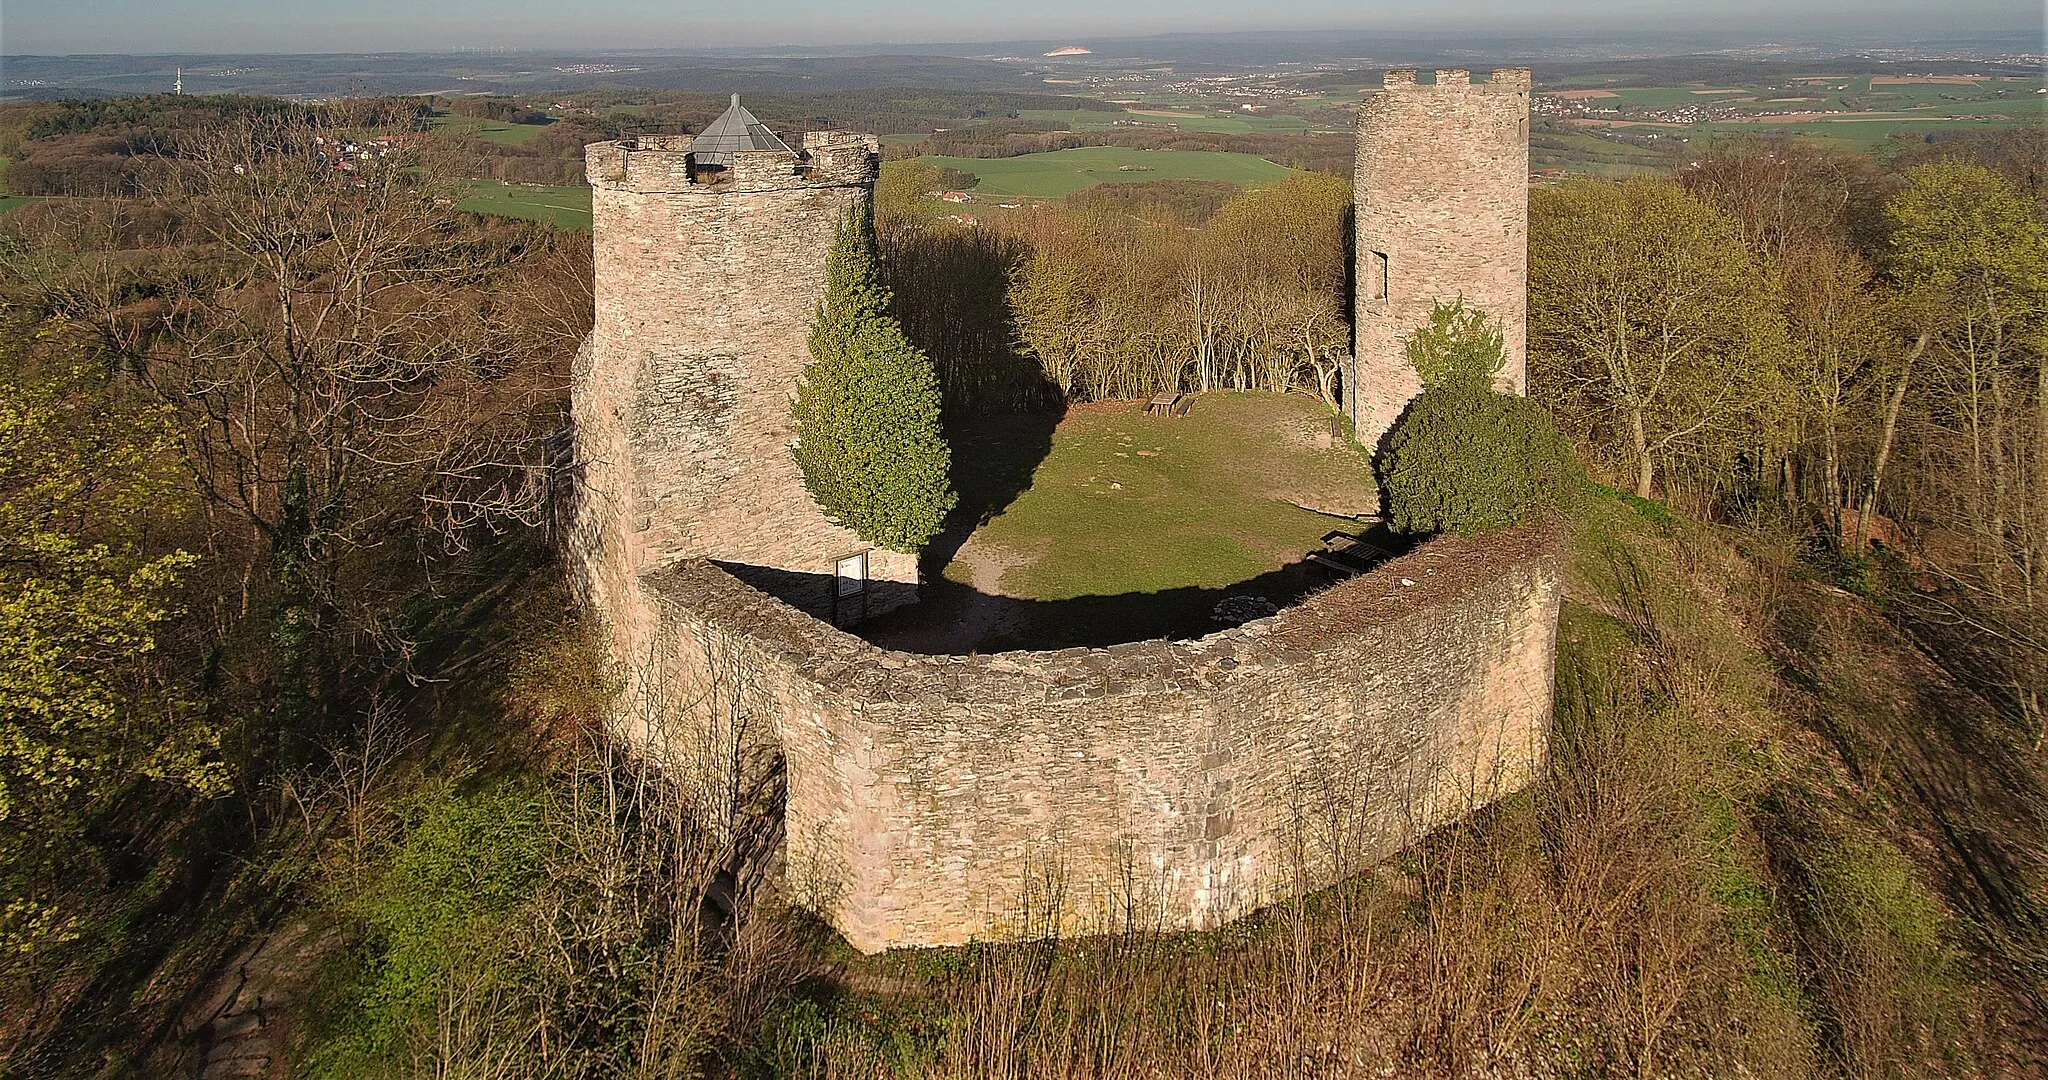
xmin=6 ymin=534 xmax=565 ymax=1076
xmin=738 ymin=523 xmax=1412 ymax=655
xmin=1764 ymin=572 xmax=2048 ymax=1036
xmin=729 ymin=403 xmax=1411 ymax=653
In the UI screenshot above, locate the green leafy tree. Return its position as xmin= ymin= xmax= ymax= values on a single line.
xmin=1530 ymin=179 xmax=1788 ymax=499
xmin=876 ymin=159 xmax=945 ymax=224
xmin=1884 ymin=161 xmax=2048 ymax=598
xmin=1380 ymin=301 xmax=1586 ymax=534
xmin=1404 ymin=296 xmax=1507 ymax=393
xmin=792 ymin=210 xmax=957 ymax=552
xmin=0 ymin=343 xmax=224 ymax=963
xmin=306 ymin=781 xmax=545 ymax=1076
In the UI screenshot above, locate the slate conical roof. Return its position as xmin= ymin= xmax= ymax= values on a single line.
xmin=691 ymin=93 xmax=793 ymax=166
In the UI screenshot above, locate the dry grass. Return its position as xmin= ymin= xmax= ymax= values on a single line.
xmin=300 ymin=496 xmax=2029 ymax=1079
xmin=743 ymin=498 xmax=1849 ymax=1079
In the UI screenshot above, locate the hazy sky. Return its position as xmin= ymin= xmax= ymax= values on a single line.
xmin=4 ymin=0 xmax=2041 ymax=54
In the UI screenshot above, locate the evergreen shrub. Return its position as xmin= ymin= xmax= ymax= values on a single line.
xmin=1379 ymin=299 xmax=1586 ymax=534
xmin=792 ymin=209 xmax=956 ymax=552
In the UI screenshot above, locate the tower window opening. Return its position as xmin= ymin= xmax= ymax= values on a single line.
xmin=1368 ymin=251 xmax=1390 ymax=305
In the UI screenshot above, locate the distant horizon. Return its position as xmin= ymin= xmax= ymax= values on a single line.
xmin=4 ymin=2 xmax=2042 ymax=57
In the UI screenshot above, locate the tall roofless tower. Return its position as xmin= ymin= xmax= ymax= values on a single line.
xmin=1348 ymin=68 xmax=1531 ymax=456
xmin=569 ymin=99 xmax=913 ymax=647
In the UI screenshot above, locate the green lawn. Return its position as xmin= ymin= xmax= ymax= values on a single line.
xmin=0 ymin=195 xmax=42 ymax=216
xmin=430 ymin=112 xmax=552 ymax=145
xmin=865 ymin=392 xmax=1378 ymax=650
xmin=1017 ymin=107 xmax=1329 ymax=135
xmin=459 ymin=180 xmax=590 ymax=230
xmin=921 ymin=147 xmax=1295 ymax=199
xmin=975 ymin=393 xmax=1371 ymax=598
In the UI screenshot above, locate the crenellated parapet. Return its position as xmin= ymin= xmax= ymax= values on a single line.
xmin=584 ymin=130 xmax=879 ymax=194
xmin=1377 ymin=67 xmax=1533 ymax=93
xmin=1349 ymin=67 xmax=1531 ymax=458
xmin=568 ymin=102 xmax=915 ymax=708
xmin=567 ymin=89 xmax=1560 ymax=957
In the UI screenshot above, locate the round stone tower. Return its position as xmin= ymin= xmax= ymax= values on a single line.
xmin=1349 ymin=68 xmax=1531 ymax=455
xmin=569 ymin=101 xmax=918 ymax=641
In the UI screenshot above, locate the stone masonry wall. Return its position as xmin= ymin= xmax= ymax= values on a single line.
xmin=633 ymin=527 xmax=1561 ymax=954
xmin=1351 ymin=68 xmax=1530 ymax=453
xmin=572 ymin=132 xmax=917 ymax=635
xmin=568 ymin=111 xmax=1561 ymax=957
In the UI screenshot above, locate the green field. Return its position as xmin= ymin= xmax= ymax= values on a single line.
xmin=1571 ymin=110 xmax=2038 ymax=155
xmin=429 ymin=112 xmax=553 ymax=145
xmin=1696 ymin=114 xmax=2034 ymax=152
xmin=459 ymin=180 xmax=590 ymax=229
xmin=1539 ymin=73 xmax=2044 ymax=167
xmin=1532 ymin=129 xmax=1674 ymax=178
xmin=921 ymin=147 xmax=1295 ymax=199
xmin=0 ymin=195 xmax=41 ymax=216
xmin=1017 ymin=107 xmax=1330 ymax=135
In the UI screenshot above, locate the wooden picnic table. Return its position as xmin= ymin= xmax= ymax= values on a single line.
xmin=1146 ymin=392 xmax=1190 ymax=417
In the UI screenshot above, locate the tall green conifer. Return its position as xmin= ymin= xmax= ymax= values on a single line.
xmin=792 ymin=209 xmax=956 ymax=552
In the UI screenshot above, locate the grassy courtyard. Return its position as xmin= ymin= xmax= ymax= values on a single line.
xmin=864 ymin=391 xmax=1382 ymax=652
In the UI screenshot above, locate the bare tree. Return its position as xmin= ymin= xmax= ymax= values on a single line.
xmin=13 ymin=108 xmax=579 ymax=760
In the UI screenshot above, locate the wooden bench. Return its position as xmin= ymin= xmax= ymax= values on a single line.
xmin=1146 ymin=392 xmax=1190 ymax=417
xmin=1307 ymin=529 xmax=1394 ymax=577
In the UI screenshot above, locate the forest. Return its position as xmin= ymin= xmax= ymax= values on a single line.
xmin=0 ymin=91 xmax=2043 ymax=1077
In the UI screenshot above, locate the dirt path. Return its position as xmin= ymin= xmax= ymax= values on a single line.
xmin=179 ymin=920 xmax=339 ymax=1079
xmin=863 ymin=530 xmax=1036 ymax=654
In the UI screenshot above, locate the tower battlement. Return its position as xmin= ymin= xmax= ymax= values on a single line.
xmin=565 ymin=89 xmax=1559 ymax=957
xmin=1347 ymin=64 xmax=1531 ymax=456
xmin=569 ymin=101 xmax=914 ymax=640
xmin=585 ymin=130 xmax=879 ymax=193
xmin=1379 ymin=67 xmax=1533 ymax=93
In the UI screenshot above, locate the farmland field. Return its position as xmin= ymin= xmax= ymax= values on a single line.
xmin=429 ymin=112 xmax=553 ymax=145
xmin=459 ymin=180 xmax=591 ymax=229
xmin=1531 ymin=128 xmax=1673 ymax=178
xmin=1693 ymin=113 xmax=2034 ymax=152
xmin=1016 ymin=107 xmax=1333 ymax=135
xmin=920 ymin=147 xmax=1294 ymax=199
xmin=1529 ymin=72 xmax=2044 ymax=168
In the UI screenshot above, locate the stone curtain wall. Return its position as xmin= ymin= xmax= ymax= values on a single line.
xmin=573 ymin=132 xmax=917 ymax=633
xmin=1350 ymin=68 xmax=1531 ymax=453
xmin=569 ymin=115 xmax=1563 ymax=956
xmin=634 ymin=528 xmax=1562 ymax=954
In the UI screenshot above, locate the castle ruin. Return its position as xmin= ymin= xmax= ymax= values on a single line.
xmin=1346 ymin=68 xmax=1531 ymax=451
xmin=568 ymin=85 xmax=1558 ymax=954
xmin=573 ymin=96 xmax=918 ymax=632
